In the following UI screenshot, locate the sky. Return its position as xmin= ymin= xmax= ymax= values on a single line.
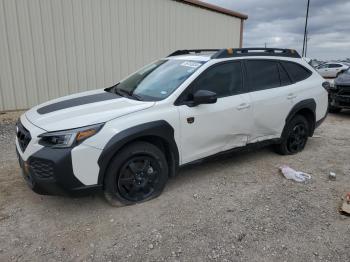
xmin=202 ymin=0 xmax=350 ymax=60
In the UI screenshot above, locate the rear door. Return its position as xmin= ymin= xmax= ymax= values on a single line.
xmin=245 ymin=59 xmax=296 ymax=142
xmin=177 ymin=61 xmax=253 ymax=164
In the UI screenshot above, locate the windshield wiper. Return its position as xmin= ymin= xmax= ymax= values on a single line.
xmin=114 ymin=88 xmax=129 ymax=97
xmin=130 ymin=93 xmax=143 ymax=101
xmin=115 ymin=87 xmax=143 ymax=101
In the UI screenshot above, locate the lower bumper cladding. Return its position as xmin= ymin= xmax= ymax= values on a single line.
xmin=16 ymin=147 xmax=101 ymax=196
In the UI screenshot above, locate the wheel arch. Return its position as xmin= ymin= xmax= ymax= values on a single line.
xmin=97 ymin=120 xmax=179 ymax=186
xmin=285 ymin=99 xmax=316 ymax=137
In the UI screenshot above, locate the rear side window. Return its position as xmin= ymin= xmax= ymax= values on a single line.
xmin=328 ymin=64 xmax=342 ymax=68
xmin=246 ymin=60 xmax=280 ymax=91
xmin=278 ymin=63 xmax=292 ymax=86
xmin=191 ymin=62 xmax=242 ymax=98
xmin=281 ymin=61 xmax=312 ymax=83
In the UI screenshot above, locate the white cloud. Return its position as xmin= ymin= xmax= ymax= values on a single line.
xmin=202 ymin=0 xmax=350 ymax=60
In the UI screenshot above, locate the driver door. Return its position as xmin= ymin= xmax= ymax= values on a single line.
xmin=176 ymin=61 xmax=253 ymax=164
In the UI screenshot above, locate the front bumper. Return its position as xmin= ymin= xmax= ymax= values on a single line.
xmin=16 ymin=146 xmax=101 ymax=196
xmin=15 ymin=116 xmax=102 ymax=196
xmin=331 ymin=95 xmax=350 ymax=108
xmin=329 ymin=85 xmax=350 ymax=109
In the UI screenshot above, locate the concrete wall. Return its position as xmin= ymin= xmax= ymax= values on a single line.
xmin=0 ymin=0 xmax=242 ymax=111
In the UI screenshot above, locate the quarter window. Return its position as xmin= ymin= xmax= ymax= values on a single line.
xmin=281 ymin=61 xmax=312 ymax=83
xmin=246 ymin=60 xmax=280 ymax=91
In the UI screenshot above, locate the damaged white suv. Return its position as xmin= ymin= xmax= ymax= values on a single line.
xmin=16 ymin=48 xmax=328 ymax=206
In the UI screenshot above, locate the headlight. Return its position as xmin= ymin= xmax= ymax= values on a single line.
xmin=38 ymin=123 xmax=104 ymax=148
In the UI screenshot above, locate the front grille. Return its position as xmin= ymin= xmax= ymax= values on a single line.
xmin=16 ymin=120 xmax=31 ymax=152
xmin=30 ymin=158 xmax=54 ymax=179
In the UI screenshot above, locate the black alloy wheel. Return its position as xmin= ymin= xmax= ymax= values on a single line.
xmin=104 ymin=141 xmax=168 ymax=206
xmin=286 ymin=123 xmax=308 ymax=153
xmin=117 ymin=156 xmax=161 ymax=202
xmin=274 ymin=115 xmax=310 ymax=155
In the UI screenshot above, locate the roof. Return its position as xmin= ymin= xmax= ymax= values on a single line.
xmin=177 ymin=0 xmax=248 ymax=20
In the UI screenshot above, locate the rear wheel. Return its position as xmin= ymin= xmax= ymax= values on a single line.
xmin=104 ymin=141 xmax=168 ymax=206
xmin=275 ymin=115 xmax=309 ymax=155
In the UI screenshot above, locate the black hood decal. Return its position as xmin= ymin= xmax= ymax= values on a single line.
xmin=37 ymin=92 xmax=120 ymax=115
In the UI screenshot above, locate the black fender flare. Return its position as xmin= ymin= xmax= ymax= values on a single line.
xmin=284 ymin=99 xmax=316 ymax=136
xmin=97 ymin=120 xmax=179 ymax=185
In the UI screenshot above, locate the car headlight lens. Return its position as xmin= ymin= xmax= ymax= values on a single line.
xmin=38 ymin=123 xmax=104 ymax=148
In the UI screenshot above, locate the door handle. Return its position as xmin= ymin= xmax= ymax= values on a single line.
xmin=236 ymin=103 xmax=251 ymax=110
xmin=287 ymin=93 xmax=297 ymax=100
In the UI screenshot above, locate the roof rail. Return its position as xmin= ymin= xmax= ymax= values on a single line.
xmin=168 ymin=49 xmax=220 ymax=57
xmin=211 ymin=48 xmax=301 ymax=59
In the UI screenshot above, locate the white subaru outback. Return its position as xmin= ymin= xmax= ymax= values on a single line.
xmin=16 ymin=48 xmax=328 ymax=206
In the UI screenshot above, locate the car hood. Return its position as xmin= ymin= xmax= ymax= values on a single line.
xmin=335 ymin=73 xmax=350 ymax=85
xmin=25 ymin=89 xmax=155 ymax=131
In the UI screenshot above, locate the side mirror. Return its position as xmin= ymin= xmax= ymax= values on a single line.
xmin=191 ymin=90 xmax=217 ymax=107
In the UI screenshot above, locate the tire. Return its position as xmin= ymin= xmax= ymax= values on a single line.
xmin=104 ymin=141 xmax=168 ymax=206
xmin=275 ymin=115 xmax=310 ymax=155
xmin=328 ymin=105 xmax=341 ymax=113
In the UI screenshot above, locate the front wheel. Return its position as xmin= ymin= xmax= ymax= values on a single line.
xmin=275 ymin=115 xmax=309 ymax=155
xmin=104 ymin=141 xmax=168 ymax=206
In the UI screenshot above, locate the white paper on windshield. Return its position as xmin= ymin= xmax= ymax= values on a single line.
xmin=181 ymin=61 xmax=202 ymax=68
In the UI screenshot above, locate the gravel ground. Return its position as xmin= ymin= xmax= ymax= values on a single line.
xmin=0 ymin=111 xmax=350 ymax=262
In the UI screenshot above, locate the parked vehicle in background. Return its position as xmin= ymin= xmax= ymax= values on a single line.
xmin=15 ymin=48 xmax=328 ymax=206
xmin=316 ymin=62 xmax=349 ymax=78
xmin=327 ymin=68 xmax=350 ymax=113
xmin=307 ymin=59 xmax=326 ymax=69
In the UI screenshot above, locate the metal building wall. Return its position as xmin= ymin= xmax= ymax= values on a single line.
xmin=0 ymin=0 xmax=242 ymax=111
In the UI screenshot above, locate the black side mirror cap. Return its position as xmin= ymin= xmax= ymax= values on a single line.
xmin=190 ymin=90 xmax=217 ymax=107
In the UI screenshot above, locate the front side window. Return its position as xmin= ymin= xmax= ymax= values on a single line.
xmin=114 ymin=59 xmax=205 ymax=101
xmin=246 ymin=60 xmax=280 ymax=91
xmin=318 ymin=64 xmax=328 ymax=69
xmin=190 ymin=62 xmax=243 ymax=98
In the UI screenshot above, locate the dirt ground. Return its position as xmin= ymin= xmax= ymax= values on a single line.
xmin=0 ymin=110 xmax=349 ymax=262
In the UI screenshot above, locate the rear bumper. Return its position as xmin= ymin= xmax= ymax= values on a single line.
xmin=16 ymin=146 xmax=101 ymax=197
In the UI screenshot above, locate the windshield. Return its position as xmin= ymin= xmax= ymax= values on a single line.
xmin=114 ymin=59 xmax=205 ymax=101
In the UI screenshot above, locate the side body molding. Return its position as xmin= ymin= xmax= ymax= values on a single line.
xmin=97 ymin=120 xmax=179 ymax=184
xmin=285 ymin=99 xmax=316 ymax=136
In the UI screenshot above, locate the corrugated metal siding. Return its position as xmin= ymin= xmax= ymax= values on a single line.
xmin=0 ymin=0 xmax=242 ymax=111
